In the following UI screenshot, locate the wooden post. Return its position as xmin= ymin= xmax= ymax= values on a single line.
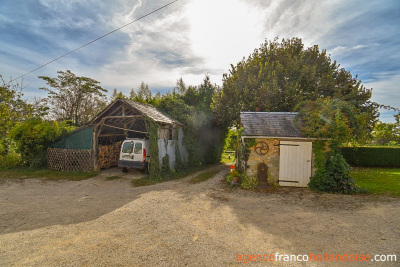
xmin=122 ymin=105 xmax=128 ymax=138
xmin=92 ymin=126 xmax=100 ymax=171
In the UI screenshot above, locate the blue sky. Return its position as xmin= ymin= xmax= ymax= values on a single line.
xmin=0 ymin=0 xmax=399 ymax=122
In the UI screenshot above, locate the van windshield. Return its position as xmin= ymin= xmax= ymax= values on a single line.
xmin=122 ymin=142 xmax=134 ymax=153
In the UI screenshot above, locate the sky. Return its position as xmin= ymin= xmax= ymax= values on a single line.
xmin=0 ymin=0 xmax=399 ymax=122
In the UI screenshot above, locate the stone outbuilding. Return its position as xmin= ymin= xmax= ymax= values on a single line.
xmin=239 ymin=112 xmax=315 ymax=187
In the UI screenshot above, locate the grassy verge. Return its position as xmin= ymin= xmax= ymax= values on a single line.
xmin=131 ymin=177 xmax=158 ymax=187
xmin=0 ymin=167 xmax=98 ymax=181
xmin=189 ymin=170 xmax=220 ymax=184
xmin=351 ymin=167 xmax=400 ymax=197
xmin=105 ymin=175 xmax=122 ymax=181
xmin=220 ymin=152 xmax=235 ymax=165
xmin=131 ymin=164 xmax=223 ymax=187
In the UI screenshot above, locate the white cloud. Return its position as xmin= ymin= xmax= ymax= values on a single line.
xmin=1 ymin=0 xmax=399 ymax=116
xmin=366 ymin=73 xmax=400 ymax=109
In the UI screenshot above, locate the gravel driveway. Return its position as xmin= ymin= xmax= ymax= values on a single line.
xmin=0 ymin=165 xmax=399 ymax=266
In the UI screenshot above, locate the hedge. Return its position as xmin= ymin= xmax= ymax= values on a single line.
xmin=340 ymin=147 xmax=400 ymax=167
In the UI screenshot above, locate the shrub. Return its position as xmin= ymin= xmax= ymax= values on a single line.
xmin=9 ymin=119 xmax=74 ymax=169
xmin=340 ymin=147 xmax=400 ymax=167
xmin=240 ymin=172 xmax=258 ymax=190
xmin=0 ymin=151 xmax=21 ymax=169
xmin=226 ymin=173 xmax=233 ymax=184
xmin=309 ymin=150 xmax=359 ymax=194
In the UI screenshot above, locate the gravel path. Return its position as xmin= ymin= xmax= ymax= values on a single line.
xmin=0 ymin=165 xmax=399 ymax=266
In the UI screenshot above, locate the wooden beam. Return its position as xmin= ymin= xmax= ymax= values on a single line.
xmin=99 ymin=133 xmax=126 ymax=137
xmin=103 ymin=123 xmax=149 ymax=134
xmin=103 ymin=115 xmax=142 ymax=119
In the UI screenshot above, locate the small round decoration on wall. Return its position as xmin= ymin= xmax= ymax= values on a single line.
xmin=254 ymin=141 xmax=269 ymax=155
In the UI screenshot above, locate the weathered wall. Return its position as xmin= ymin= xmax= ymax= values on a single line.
xmin=158 ymin=126 xmax=188 ymax=171
xmin=245 ymin=138 xmax=315 ymax=186
xmin=245 ymin=138 xmax=280 ymax=184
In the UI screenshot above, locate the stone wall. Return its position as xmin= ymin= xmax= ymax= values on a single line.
xmin=245 ymin=138 xmax=280 ymax=184
xmin=245 ymin=138 xmax=316 ymax=186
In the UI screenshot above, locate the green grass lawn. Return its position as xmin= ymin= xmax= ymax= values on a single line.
xmin=351 ymin=167 xmax=400 ymax=197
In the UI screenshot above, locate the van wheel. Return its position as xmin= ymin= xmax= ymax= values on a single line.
xmin=122 ymin=167 xmax=128 ymax=173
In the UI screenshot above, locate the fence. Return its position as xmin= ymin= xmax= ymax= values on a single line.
xmin=47 ymin=147 xmax=93 ymax=172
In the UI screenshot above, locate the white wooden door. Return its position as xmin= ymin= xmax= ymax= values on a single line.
xmin=279 ymin=141 xmax=312 ymax=187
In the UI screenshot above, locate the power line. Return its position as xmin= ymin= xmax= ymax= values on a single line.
xmin=12 ymin=0 xmax=179 ymax=82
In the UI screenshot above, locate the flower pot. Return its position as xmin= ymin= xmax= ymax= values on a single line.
xmin=232 ymin=176 xmax=239 ymax=183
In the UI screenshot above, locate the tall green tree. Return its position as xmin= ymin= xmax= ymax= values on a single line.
xmin=296 ymin=97 xmax=374 ymax=144
xmin=129 ymin=88 xmax=137 ymax=100
xmin=213 ymin=37 xmax=376 ymax=129
xmin=174 ymin=77 xmax=186 ymax=95
xmin=111 ymin=88 xmax=126 ymax=102
xmin=372 ymin=121 xmax=400 ymax=145
xmin=136 ymin=82 xmax=152 ymax=102
xmin=39 ymin=70 xmax=108 ymax=125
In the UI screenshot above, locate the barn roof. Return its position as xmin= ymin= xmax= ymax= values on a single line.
xmin=122 ymin=99 xmax=177 ymax=124
xmin=240 ymin=112 xmax=305 ymax=138
xmin=89 ymin=99 xmax=179 ymax=125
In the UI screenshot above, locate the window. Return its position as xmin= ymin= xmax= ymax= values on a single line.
xmin=122 ymin=142 xmax=133 ymax=153
xmin=134 ymin=142 xmax=142 ymax=154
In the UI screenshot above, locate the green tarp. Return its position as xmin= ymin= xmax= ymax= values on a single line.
xmin=51 ymin=126 xmax=93 ymax=149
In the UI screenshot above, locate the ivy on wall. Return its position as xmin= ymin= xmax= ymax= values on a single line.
xmin=146 ymin=118 xmax=161 ymax=180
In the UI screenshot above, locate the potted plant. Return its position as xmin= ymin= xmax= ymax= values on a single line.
xmin=230 ymin=170 xmax=240 ymax=184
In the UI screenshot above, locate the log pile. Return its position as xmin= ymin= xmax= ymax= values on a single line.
xmin=98 ymin=143 xmax=121 ymax=169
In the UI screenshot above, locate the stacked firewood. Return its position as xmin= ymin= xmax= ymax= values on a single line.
xmin=98 ymin=143 xmax=121 ymax=169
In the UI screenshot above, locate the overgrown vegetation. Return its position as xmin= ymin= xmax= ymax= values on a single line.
xmin=239 ymin=172 xmax=258 ymax=190
xmin=10 ymin=120 xmax=76 ymax=168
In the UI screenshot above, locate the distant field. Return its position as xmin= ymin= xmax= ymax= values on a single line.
xmin=220 ymin=152 xmax=235 ymax=165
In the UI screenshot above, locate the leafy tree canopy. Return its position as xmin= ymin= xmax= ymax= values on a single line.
xmin=296 ymin=97 xmax=375 ymax=144
xmin=372 ymin=121 xmax=400 ymax=145
xmin=213 ymin=37 xmax=376 ymax=132
xmin=39 ymin=70 xmax=108 ymax=126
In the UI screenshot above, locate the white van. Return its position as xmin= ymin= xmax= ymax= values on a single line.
xmin=118 ymin=138 xmax=150 ymax=173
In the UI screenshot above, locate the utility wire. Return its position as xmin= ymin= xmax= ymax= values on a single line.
xmin=12 ymin=0 xmax=179 ymax=82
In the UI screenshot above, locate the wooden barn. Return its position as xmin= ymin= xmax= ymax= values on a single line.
xmin=239 ymin=112 xmax=315 ymax=187
xmin=48 ymin=99 xmax=186 ymax=172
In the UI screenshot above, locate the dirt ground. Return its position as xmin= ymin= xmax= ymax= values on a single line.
xmin=0 ymin=165 xmax=399 ymax=266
